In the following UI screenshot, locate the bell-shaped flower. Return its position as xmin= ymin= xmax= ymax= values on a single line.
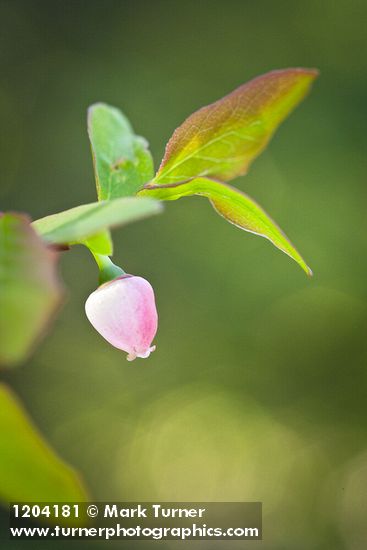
xmin=85 ymin=275 xmax=158 ymax=361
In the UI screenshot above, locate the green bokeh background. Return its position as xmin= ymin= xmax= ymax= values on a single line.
xmin=1 ymin=0 xmax=367 ymax=548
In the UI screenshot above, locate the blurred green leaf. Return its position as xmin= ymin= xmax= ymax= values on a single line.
xmin=155 ymin=68 xmax=318 ymax=184
xmin=33 ymin=197 xmax=163 ymax=247
xmin=0 ymin=213 xmax=63 ymax=367
xmin=140 ymin=177 xmax=312 ymax=276
xmin=88 ymin=102 xmax=154 ymax=199
xmin=0 ymin=383 xmax=88 ymax=503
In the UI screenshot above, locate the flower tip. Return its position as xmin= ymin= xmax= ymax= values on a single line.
xmin=127 ymin=345 xmax=156 ymax=362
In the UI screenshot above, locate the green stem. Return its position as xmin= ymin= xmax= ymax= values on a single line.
xmin=92 ymin=253 xmax=125 ymax=285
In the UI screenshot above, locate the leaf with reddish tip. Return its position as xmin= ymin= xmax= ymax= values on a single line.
xmin=154 ymin=68 xmax=318 ymax=184
xmin=0 ymin=213 xmax=63 ymax=367
xmin=0 ymin=383 xmax=89 ymax=503
xmin=140 ymin=178 xmax=312 ymax=276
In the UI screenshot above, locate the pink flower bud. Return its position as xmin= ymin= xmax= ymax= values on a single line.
xmin=85 ymin=275 xmax=158 ymax=361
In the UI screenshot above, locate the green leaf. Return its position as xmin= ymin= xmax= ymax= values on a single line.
xmin=33 ymin=197 xmax=163 ymax=247
xmin=0 ymin=213 xmax=63 ymax=367
xmin=88 ymin=102 xmax=154 ymax=199
xmin=0 ymin=383 xmax=88 ymax=503
xmin=140 ymin=178 xmax=312 ymax=276
xmin=154 ymin=68 xmax=318 ymax=184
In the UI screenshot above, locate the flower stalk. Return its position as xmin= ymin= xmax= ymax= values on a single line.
xmin=92 ymin=253 xmax=125 ymax=285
